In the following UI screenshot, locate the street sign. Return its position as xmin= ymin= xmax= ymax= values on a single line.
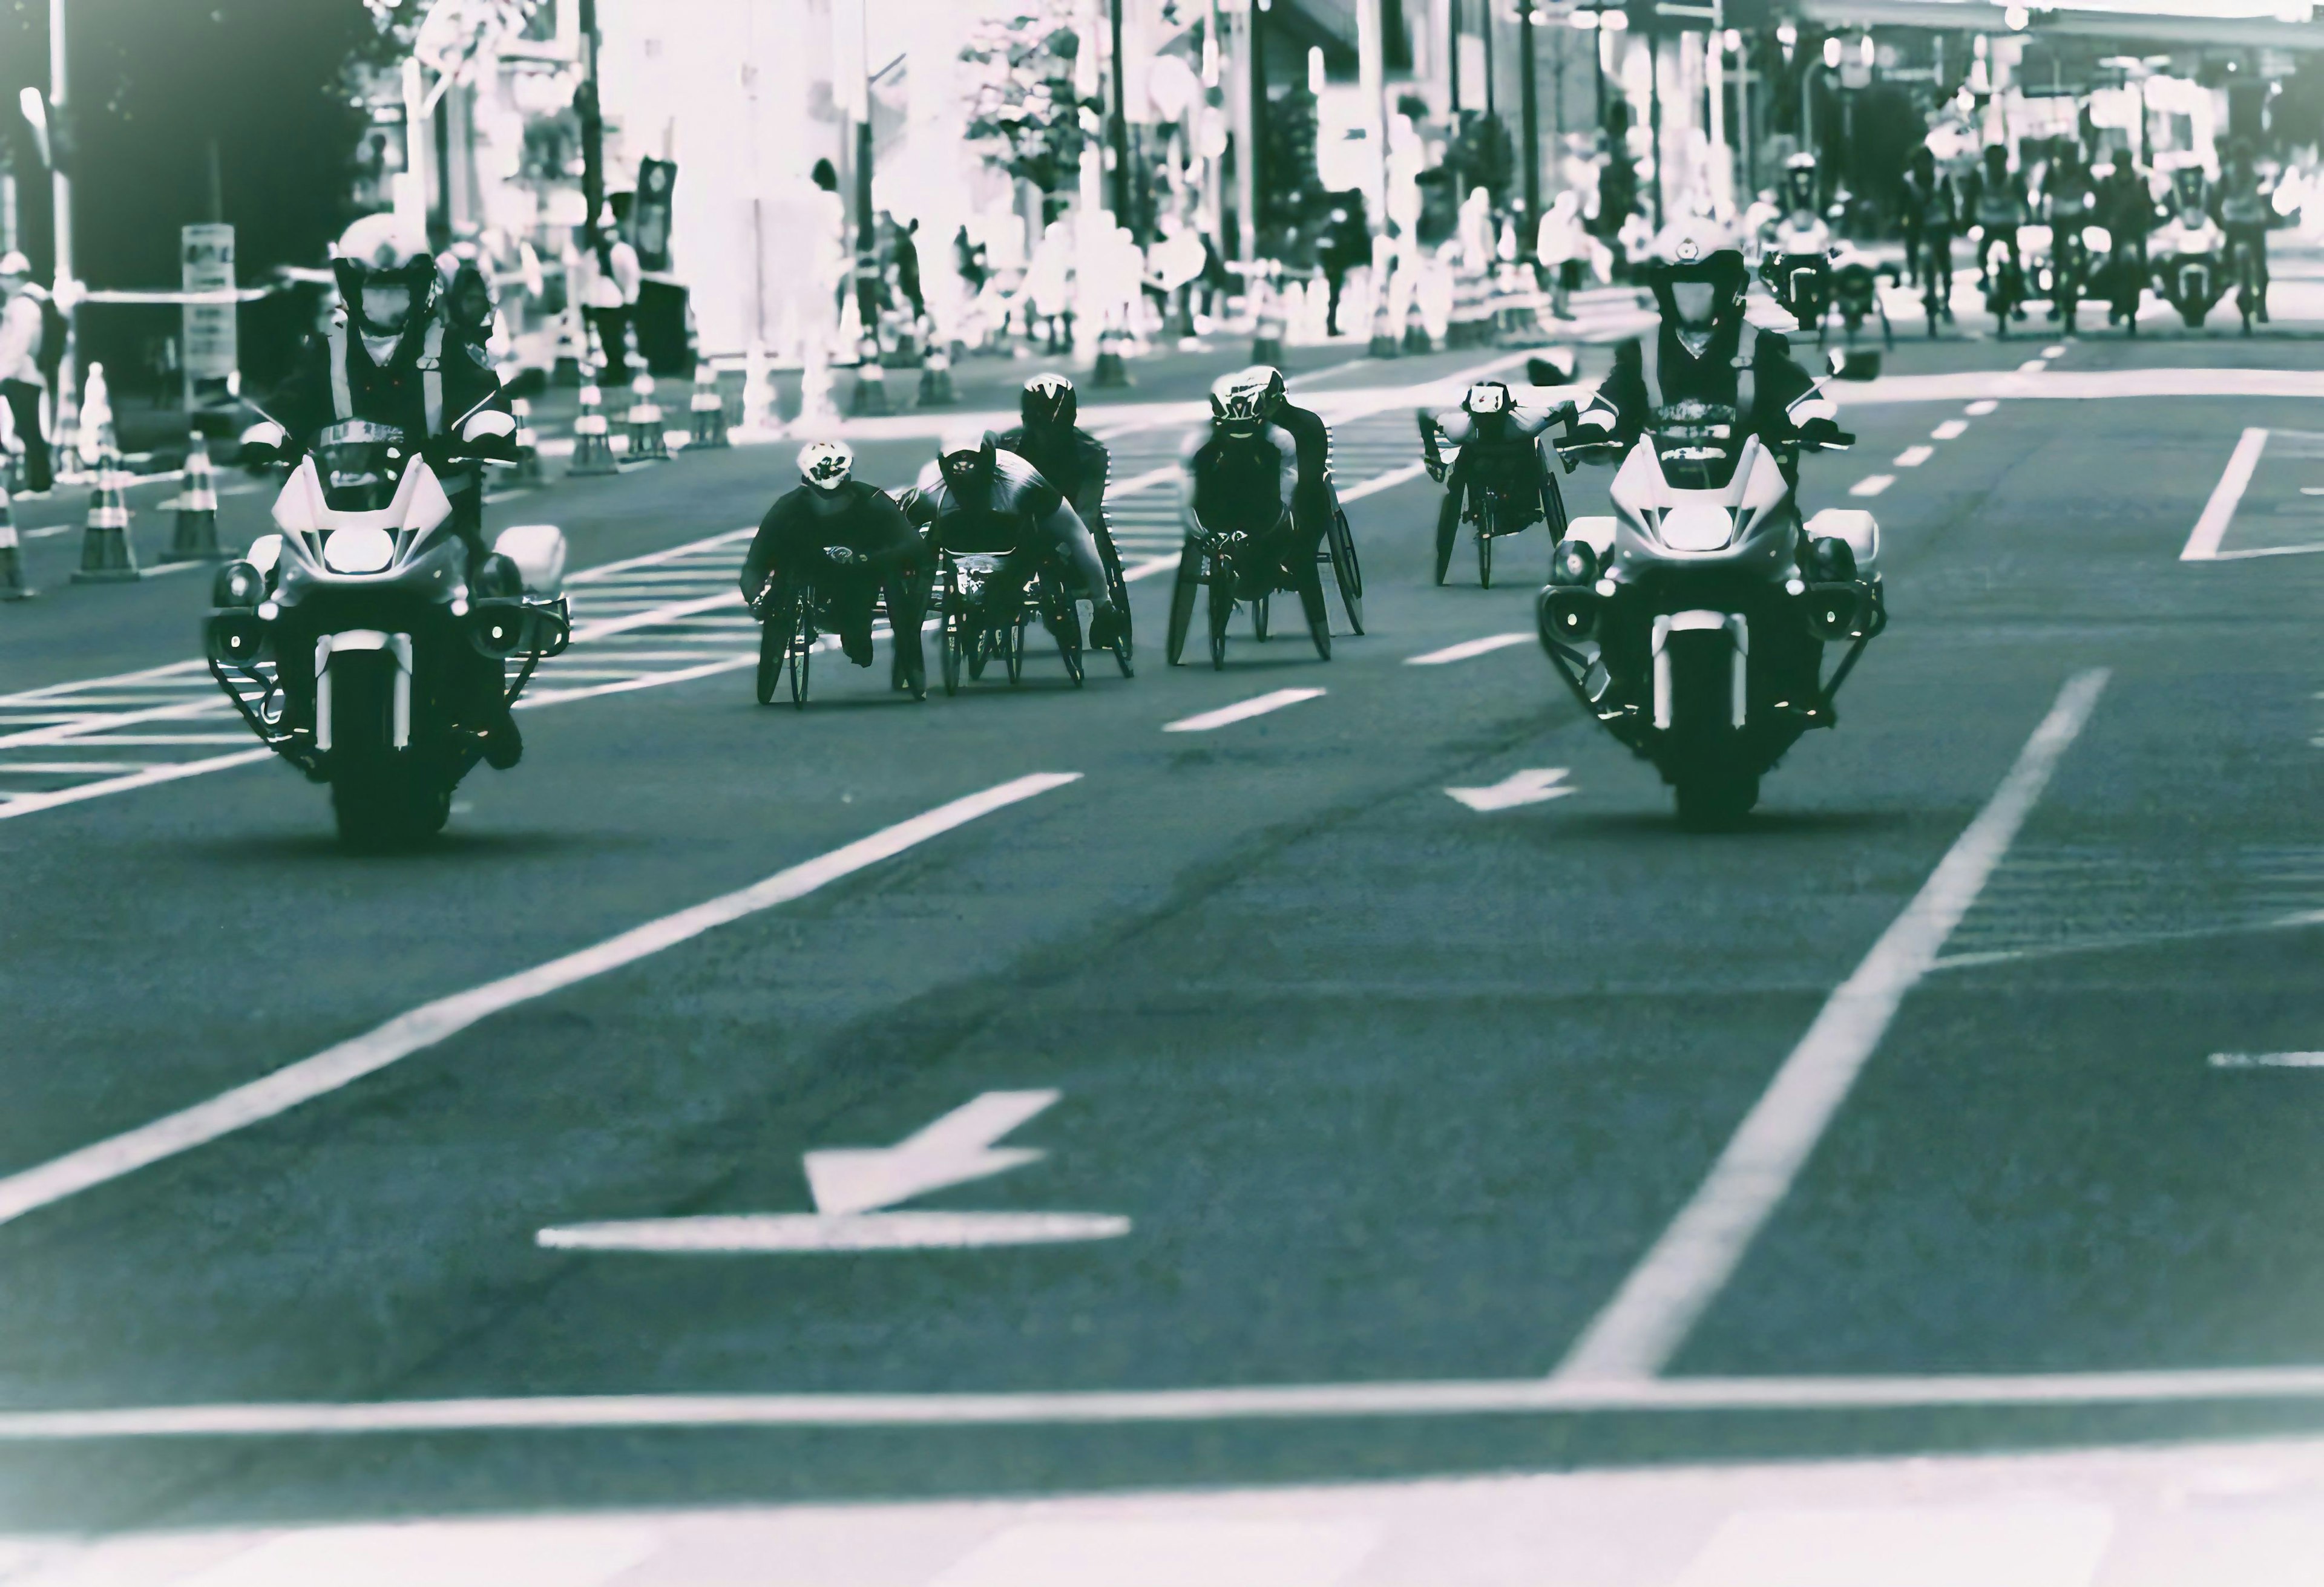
xmin=180 ymin=223 xmax=237 ymax=401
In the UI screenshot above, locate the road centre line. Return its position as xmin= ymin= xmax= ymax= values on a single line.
xmin=2210 ymin=1052 xmax=2324 ymax=1068
xmin=1555 ymin=668 xmax=2111 ymax=1383
xmin=2182 ymin=428 xmax=2269 ymax=561
xmin=1932 ymin=420 xmax=1969 ymax=440
xmin=1849 ymin=476 xmax=1894 ymax=498
xmin=18 ymin=1362 xmax=2324 ymax=1440
xmin=0 ymin=773 xmax=1080 ymax=1230
xmin=1163 ymin=689 xmax=1327 ymax=733
xmin=1894 ymin=446 xmax=1934 ymax=468
xmin=1407 ymin=633 xmax=1532 ymax=666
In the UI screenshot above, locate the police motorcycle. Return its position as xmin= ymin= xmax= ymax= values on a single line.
xmin=1758 ymin=154 xmax=1835 ymax=341
xmin=1828 ymin=239 xmax=1892 ymax=352
xmin=1535 ymin=273 xmax=1884 ymax=828
xmin=2152 ymin=177 xmax=2227 ymax=330
xmin=205 ymin=414 xmax=570 ymax=848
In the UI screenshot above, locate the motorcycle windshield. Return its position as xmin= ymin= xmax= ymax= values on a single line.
xmin=313 ymin=422 xmax=414 ymax=514
xmin=1648 ymin=401 xmax=1744 ymax=492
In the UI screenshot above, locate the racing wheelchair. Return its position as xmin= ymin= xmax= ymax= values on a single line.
xmin=933 ymin=545 xmax=1113 ymax=694
xmin=753 ymin=554 xmax=914 ymax=708
xmin=1164 ymin=511 xmax=1334 ymax=669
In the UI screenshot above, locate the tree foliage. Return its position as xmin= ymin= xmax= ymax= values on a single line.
xmin=959 ymin=4 xmax=1099 ymax=198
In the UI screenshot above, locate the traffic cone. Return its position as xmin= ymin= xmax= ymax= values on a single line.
xmin=570 ymin=380 xmax=618 ymax=476
xmin=162 ymin=430 xmax=225 ymax=562
xmin=849 ymin=338 xmax=890 ymax=417
xmin=71 ymin=446 xmax=139 ymax=583
xmin=798 ymin=335 xmax=842 ymax=429
xmin=50 ymin=378 xmax=82 ymax=485
xmin=1367 ymin=284 xmax=1401 ymax=359
xmin=0 ymin=442 xmax=22 ymax=497
xmin=916 ymin=345 xmax=957 ymax=407
xmin=1402 ymin=294 xmax=1434 ymax=355
xmin=625 ymin=371 xmax=669 ymax=460
xmin=1092 ymin=324 xmax=1131 ymax=388
xmin=0 ymin=483 xmax=33 ymax=601
xmin=688 ymin=361 xmax=729 ymax=448
xmin=510 ymin=398 xmax=543 ymax=483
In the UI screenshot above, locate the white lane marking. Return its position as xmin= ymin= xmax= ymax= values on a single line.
xmin=1555 ymin=669 xmax=2110 ymax=1383
xmin=0 ymin=773 xmax=1082 ymax=1231
xmin=2015 ymin=359 xmax=2049 ymax=373
xmin=21 ymin=1361 xmax=2324 ymax=1439
xmin=1894 ymin=445 xmax=1935 ymax=468
xmin=1111 ymin=465 xmax=1180 ymax=496
xmin=1446 ymin=769 xmax=1573 ymax=812
xmin=2210 ymin=1052 xmax=2324 ymax=1069
xmin=517 ymin=655 xmax=757 ymax=708
xmin=539 ymin=1211 xmax=1132 ymax=1254
xmin=2207 ymin=541 xmax=2324 ymax=563
xmin=1406 ymin=632 xmax=1532 ymax=666
xmin=1163 ymin=688 xmax=1327 ymax=733
xmin=1932 ymin=420 xmax=1970 ymax=440
xmin=1123 ymin=552 xmax=1181 ymax=582
xmin=1340 ymin=461 xmax=1429 ymax=502
xmin=2043 ymin=343 xmax=2069 ymax=359
xmin=564 ymin=526 xmax=756 ymax=584
xmin=1966 ymin=399 xmax=2000 ymax=416
xmin=2181 ymin=428 xmax=2269 ymax=561
xmin=0 ymin=750 xmax=275 ymax=823
xmin=1849 ymin=475 xmax=1896 ymax=498
xmin=1673 ymin=1503 xmax=2111 ymax=1587
xmin=800 ymin=1090 xmax=1060 ymax=1214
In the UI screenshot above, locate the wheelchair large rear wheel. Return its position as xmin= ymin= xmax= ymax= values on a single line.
xmin=1252 ymin=592 xmax=1270 ymax=641
xmin=1298 ymin=560 xmax=1333 ymax=661
xmin=1165 ymin=544 xmax=1202 ymax=666
xmin=755 ymin=615 xmax=787 ymax=706
xmin=940 ymin=606 xmax=967 ymax=696
xmin=1206 ymin=557 xmax=1236 ymax=671
xmin=1005 ymin=615 xmax=1028 ymax=686
xmin=1099 ymin=532 xmax=1134 ymax=676
xmin=789 ymin=624 xmax=813 ymax=708
xmin=1052 ymin=598 xmax=1085 ymax=688
xmin=1477 ymin=502 xmax=1496 ymax=589
xmin=1327 ymin=509 xmax=1365 ymax=633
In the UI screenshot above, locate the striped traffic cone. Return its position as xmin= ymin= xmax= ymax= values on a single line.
xmin=625 ymin=371 xmax=669 ymax=460
xmin=1401 ymin=295 xmax=1434 ymax=355
xmin=849 ymin=338 xmax=890 ymax=417
xmin=510 ymin=398 xmax=543 ymax=483
xmin=162 ymin=431 xmax=226 ymax=562
xmin=916 ymin=345 xmax=957 ymax=407
xmin=739 ymin=339 xmax=780 ymax=436
xmin=570 ymin=380 xmax=618 ymax=476
xmin=71 ymin=447 xmax=139 ymax=583
xmin=0 ymin=442 xmax=22 ymax=497
xmin=688 ymin=362 xmax=729 ymax=448
xmin=0 ymin=482 xmax=33 ymax=600
xmin=1367 ymin=284 xmax=1401 ymax=359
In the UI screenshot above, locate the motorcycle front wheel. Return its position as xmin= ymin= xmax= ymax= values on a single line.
xmin=326 ymin=653 xmax=451 ymax=850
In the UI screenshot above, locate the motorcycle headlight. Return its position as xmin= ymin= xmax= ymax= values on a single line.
xmin=211 ymin=560 xmax=265 ymax=607
xmin=2082 ymin=225 xmax=2112 ymax=253
xmin=322 ymin=525 xmax=396 ymax=575
xmin=1658 ymin=502 xmax=1735 ymax=552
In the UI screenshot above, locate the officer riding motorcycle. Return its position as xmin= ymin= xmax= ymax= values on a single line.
xmin=1417 ymin=379 xmax=1569 ymax=587
xmin=1759 ymin=152 xmax=1836 ymax=334
xmin=1540 ymin=215 xmax=1882 ymax=826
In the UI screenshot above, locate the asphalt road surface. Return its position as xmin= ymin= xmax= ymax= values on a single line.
xmin=5 ymin=323 xmax=2324 ymax=1583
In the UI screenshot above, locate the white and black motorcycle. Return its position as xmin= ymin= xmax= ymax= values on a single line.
xmin=206 ymin=417 xmax=570 ymax=847
xmin=2152 ymin=206 xmax=2228 ymax=330
xmin=1536 ymin=399 xmax=1885 ymax=827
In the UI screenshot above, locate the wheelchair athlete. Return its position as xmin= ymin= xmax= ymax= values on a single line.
xmin=899 ymin=428 xmax=1126 ymax=652
xmin=1418 ymin=379 xmax=1568 ymax=584
xmin=1169 ymin=370 xmax=1332 ymax=659
xmin=740 ymin=441 xmax=932 ymax=697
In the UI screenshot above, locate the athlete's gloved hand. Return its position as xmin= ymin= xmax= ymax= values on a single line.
xmin=1088 ymin=603 xmax=1127 ymax=650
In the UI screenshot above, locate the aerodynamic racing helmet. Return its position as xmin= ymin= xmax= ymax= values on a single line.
xmin=1464 ymin=381 xmax=1512 ymax=416
xmin=797 ymin=440 xmax=853 ymax=492
xmin=1210 ymin=369 xmax=1272 ymax=436
xmin=1022 ymin=373 xmax=1077 ymax=430
xmin=1249 ymin=364 xmax=1288 ymax=417
xmin=1782 ymin=150 xmax=1818 ymax=209
xmin=937 ymin=427 xmax=997 ymax=489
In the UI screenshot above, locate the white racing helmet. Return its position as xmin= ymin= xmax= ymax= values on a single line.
xmin=797 ymin=440 xmax=853 ymax=492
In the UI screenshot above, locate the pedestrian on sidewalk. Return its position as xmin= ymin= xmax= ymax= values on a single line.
xmin=0 ymin=254 xmax=55 ymax=495
xmin=1535 ymin=191 xmax=1590 ymax=320
xmin=574 ymin=209 xmax=640 ymax=384
xmin=1318 ymin=191 xmax=1369 ymax=336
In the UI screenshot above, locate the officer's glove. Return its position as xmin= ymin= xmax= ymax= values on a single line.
xmin=1799 ymin=417 xmax=1856 ymax=452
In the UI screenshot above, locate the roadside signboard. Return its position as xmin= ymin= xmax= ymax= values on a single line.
xmin=181 ymin=223 xmax=237 ymax=405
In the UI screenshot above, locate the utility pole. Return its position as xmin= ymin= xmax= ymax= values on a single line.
xmin=1647 ymin=5 xmax=1664 ymax=227
xmin=1356 ymin=0 xmax=1387 ymax=231
xmin=577 ymin=0 xmax=605 ymax=266
xmin=1519 ymin=0 xmax=1540 ymax=223
xmin=48 ymin=0 xmax=76 ymax=426
xmin=1250 ymin=0 xmax=1269 ymax=247
xmin=851 ymin=15 xmax=878 ymax=351
xmin=1108 ymin=0 xmax=1134 ymax=231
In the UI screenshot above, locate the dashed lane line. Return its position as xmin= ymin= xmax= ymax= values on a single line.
xmin=2210 ymin=1052 xmax=2324 ymax=1069
xmin=1932 ymin=420 xmax=1969 ymax=440
xmin=1850 ymin=475 xmax=1896 ymax=499
xmin=1555 ymin=668 xmax=2112 ymax=1383
xmin=1163 ymin=688 xmax=1327 ymax=733
xmin=1407 ymin=633 xmax=1532 ymax=666
xmin=1894 ymin=446 xmax=1934 ymax=468
xmin=0 ymin=773 xmax=1083 ymax=1231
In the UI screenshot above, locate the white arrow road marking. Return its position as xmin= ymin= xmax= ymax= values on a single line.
xmin=1446 ymin=768 xmax=1574 ymax=812
xmin=2210 ymin=1052 xmax=2324 ymax=1069
xmin=805 ymin=1090 xmax=1058 ymax=1215
xmin=538 ymin=1091 xmax=1132 ymax=1253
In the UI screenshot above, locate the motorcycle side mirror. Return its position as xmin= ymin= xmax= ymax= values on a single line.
xmin=1827 ymin=348 xmax=1882 ymax=382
